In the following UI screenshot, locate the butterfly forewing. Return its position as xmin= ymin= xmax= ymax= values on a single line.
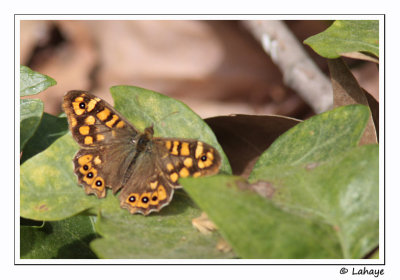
xmin=154 ymin=138 xmax=221 ymax=183
xmin=63 ymin=90 xmax=137 ymax=148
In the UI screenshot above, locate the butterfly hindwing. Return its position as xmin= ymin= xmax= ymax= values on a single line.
xmin=119 ymin=164 xmax=175 ymax=215
xmin=118 ymin=138 xmax=221 ymax=215
xmin=73 ymin=143 xmax=138 ymax=198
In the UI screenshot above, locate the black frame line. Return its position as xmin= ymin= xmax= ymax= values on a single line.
xmin=15 ymin=13 xmax=385 ymax=265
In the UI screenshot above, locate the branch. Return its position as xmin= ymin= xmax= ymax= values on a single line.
xmin=242 ymin=20 xmax=332 ymax=114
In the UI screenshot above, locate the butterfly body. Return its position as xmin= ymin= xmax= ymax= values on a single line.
xmin=63 ymin=90 xmax=221 ymax=215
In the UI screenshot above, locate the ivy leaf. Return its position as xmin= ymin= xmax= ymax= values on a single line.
xmin=90 ymin=190 xmax=235 ymax=258
xmin=304 ymin=20 xmax=379 ymax=59
xmin=20 ymin=135 xmax=98 ymax=220
xmin=182 ymin=105 xmax=378 ymax=258
xmin=20 ymin=99 xmax=44 ymax=150
xmin=21 ymin=215 xmax=97 ymax=259
xmin=21 ymin=113 xmax=69 ymax=163
xmin=250 ymin=105 xmax=369 ymax=169
xmin=20 ymin=65 xmax=57 ymax=96
xmin=20 ymin=65 xmax=57 ymax=97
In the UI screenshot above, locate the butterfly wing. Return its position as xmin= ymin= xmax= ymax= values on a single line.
xmin=118 ymin=148 xmax=175 ymax=215
xmin=119 ymin=138 xmax=221 ymax=215
xmin=63 ymin=90 xmax=139 ymax=197
xmin=63 ymin=90 xmax=137 ymax=147
xmin=154 ymin=138 xmax=221 ymax=184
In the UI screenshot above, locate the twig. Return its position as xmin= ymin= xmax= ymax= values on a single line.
xmin=242 ymin=20 xmax=332 ymax=114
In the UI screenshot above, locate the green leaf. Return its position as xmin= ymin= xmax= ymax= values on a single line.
xmin=20 ymin=65 xmax=57 ymax=96
xmin=21 ymin=86 xmax=233 ymax=258
xmin=111 ymin=85 xmax=231 ymax=174
xmin=20 ymin=99 xmax=44 ymax=150
xmin=183 ymin=145 xmax=378 ymax=258
xmin=21 ymin=215 xmax=97 ymax=259
xmin=182 ymin=105 xmax=378 ymax=258
xmin=21 ymin=113 xmax=69 ymax=163
xmin=90 ymin=190 xmax=235 ymax=258
xmin=250 ymin=104 xmax=370 ymax=171
xmin=21 ymin=134 xmax=99 ymax=220
xmin=304 ymin=20 xmax=379 ymax=59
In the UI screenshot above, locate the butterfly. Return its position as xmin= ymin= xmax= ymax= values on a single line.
xmin=62 ymin=90 xmax=221 ymax=215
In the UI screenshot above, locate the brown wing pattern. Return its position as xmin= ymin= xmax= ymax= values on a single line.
xmin=63 ymin=90 xmax=137 ymax=148
xmin=118 ymin=138 xmax=221 ymax=215
xmin=154 ymin=138 xmax=221 ymax=186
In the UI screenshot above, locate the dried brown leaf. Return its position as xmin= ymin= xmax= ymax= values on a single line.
xmin=206 ymin=114 xmax=300 ymax=177
xmin=328 ymin=58 xmax=378 ymax=145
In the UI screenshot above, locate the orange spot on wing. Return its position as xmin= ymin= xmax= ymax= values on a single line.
xmin=170 ymin=172 xmax=179 ymax=183
xmin=96 ymin=134 xmax=105 ymax=141
xmin=79 ymin=126 xmax=90 ymax=135
xmin=72 ymin=101 xmax=85 ymax=115
xmin=79 ymin=162 xmax=92 ymax=174
xmin=171 ymin=141 xmax=179 ymax=155
xmin=137 ymin=193 xmax=151 ymax=208
xmin=106 ymin=114 xmax=119 ymax=127
xmin=85 ymin=115 xmax=95 ymax=125
xmin=86 ymin=99 xmax=98 ymax=112
xmin=195 ymin=142 xmax=204 ymax=159
xmin=150 ymin=192 xmax=159 ymax=205
xmin=92 ymin=177 xmax=105 ymax=191
xmin=158 ymin=185 xmax=167 ymax=201
xmin=116 ymin=120 xmax=125 ymax=128
xmin=94 ymin=156 xmax=102 ymax=165
xmin=184 ymin=157 xmax=193 ymax=168
xmin=150 ymin=181 xmax=158 ymax=190
xmin=78 ymin=154 xmax=93 ymax=166
xmin=165 ymin=141 xmax=172 ymax=150
xmin=179 ymin=167 xmax=190 ymax=178
xmin=126 ymin=193 xmax=139 ymax=207
xmin=71 ymin=117 xmax=77 ymax=127
xmin=97 ymin=108 xmax=111 ymax=121
xmin=180 ymin=142 xmax=190 ymax=156
xmin=82 ymin=168 xmax=97 ymax=185
xmin=84 ymin=136 xmax=93 ymax=145
xmin=166 ymin=163 xmax=174 ymax=172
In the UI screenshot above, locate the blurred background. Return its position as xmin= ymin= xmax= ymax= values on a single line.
xmin=20 ymin=20 xmax=379 ymax=120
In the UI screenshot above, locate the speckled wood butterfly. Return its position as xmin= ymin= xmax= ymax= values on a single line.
xmin=62 ymin=90 xmax=221 ymax=215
